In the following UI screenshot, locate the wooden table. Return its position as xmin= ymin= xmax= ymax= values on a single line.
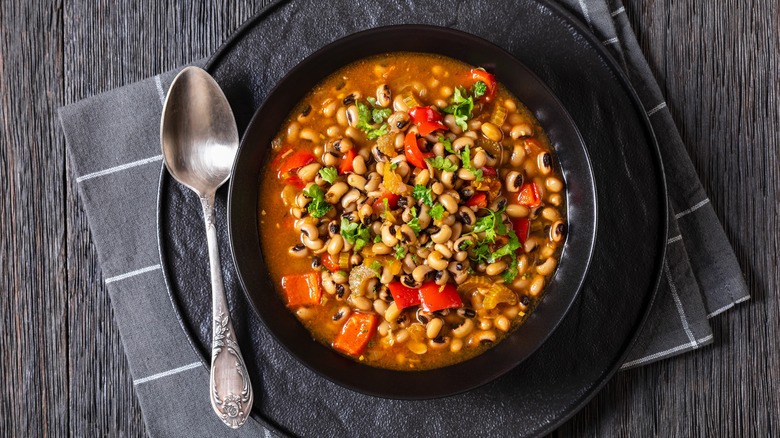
xmin=2 ymin=1 xmax=777 ymax=435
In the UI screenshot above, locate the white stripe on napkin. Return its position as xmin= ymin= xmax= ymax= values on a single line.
xmin=674 ymin=198 xmax=710 ymax=219
xmin=76 ymin=155 xmax=163 ymax=183
xmin=621 ymin=334 xmax=713 ymax=369
xmin=105 ymin=264 xmax=162 ymax=284
xmin=133 ymin=362 xmax=202 ymax=385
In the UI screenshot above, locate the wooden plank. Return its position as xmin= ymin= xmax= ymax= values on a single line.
xmin=0 ymin=1 xmax=69 ymax=435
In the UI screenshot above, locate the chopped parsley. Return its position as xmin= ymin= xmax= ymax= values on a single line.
xmin=408 ymin=206 xmax=421 ymax=235
xmin=370 ymin=260 xmax=383 ymax=276
xmin=374 ymin=234 xmax=383 ymax=243
xmin=318 ymin=166 xmax=338 ymax=184
xmin=490 ymin=231 xmax=521 ymax=262
xmin=443 ymin=87 xmax=474 ymax=131
xmin=412 ymin=184 xmax=434 ymax=207
xmin=366 ymin=96 xmax=378 ymax=106
xmin=429 ymin=203 xmax=445 ymax=220
xmin=383 ymin=197 xmax=390 ymax=215
xmin=303 ymin=184 xmax=331 ymax=218
xmin=356 ymin=101 xmax=390 ymax=139
xmin=340 ymin=217 xmax=370 ymax=251
xmin=471 ymin=208 xmax=507 ymax=242
xmin=501 ymin=260 xmax=519 ymax=283
xmin=472 ymin=80 xmax=487 ymax=99
xmin=426 ymin=156 xmax=458 ymax=172
xmin=372 ymin=107 xmax=392 ymax=124
xmin=472 ymin=242 xmax=492 ymax=263
xmin=460 ymin=146 xmax=483 ymax=181
xmin=394 ymin=243 xmax=407 ymax=260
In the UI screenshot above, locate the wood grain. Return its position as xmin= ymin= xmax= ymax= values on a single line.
xmin=0 ymin=0 xmax=776 ymax=436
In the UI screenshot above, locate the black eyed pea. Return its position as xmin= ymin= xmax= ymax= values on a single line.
xmin=347 ymin=173 xmax=367 ymax=191
xmin=426 ymin=318 xmax=443 ymax=339
xmin=545 ymin=176 xmax=564 ymax=193
xmin=322 ymin=151 xmax=341 ymax=167
xmin=388 ymin=111 xmax=410 ymax=132
xmin=302 ymin=234 xmax=324 ymax=251
xmin=346 ymin=104 xmax=359 ymax=127
xmin=428 ymin=336 xmax=450 ymax=350
xmin=298 ymin=162 xmax=321 ymax=183
xmin=541 ymin=207 xmax=560 ymax=221
xmin=372 ymin=242 xmax=393 ymax=255
xmin=349 ymin=295 xmax=373 ymax=311
xmin=480 ymin=122 xmax=503 ymax=142
xmin=457 ymin=167 xmax=477 ymax=181
xmin=376 ymin=83 xmax=392 ymax=107
xmin=322 ymin=99 xmax=338 ymax=118
xmin=468 ymin=330 xmax=497 ymax=346
xmin=384 ymin=301 xmax=401 ymax=322
xmin=503 ymin=98 xmax=517 ymax=112
xmin=468 ymin=119 xmax=483 ymax=131
xmin=326 ymin=234 xmax=344 ymax=255
xmin=332 ymin=306 xmax=350 ymax=323
xmin=550 ymin=221 xmax=566 ymax=242
xmin=381 ymin=224 xmax=399 ymax=247
xmin=300 ymin=127 xmax=320 ymax=143
xmin=438 ymin=193 xmax=459 ymax=214
xmin=536 ymin=257 xmax=558 ymax=276
xmin=373 ymin=299 xmax=389 ymax=315
xmin=427 ymin=250 xmax=449 ymax=271
xmin=495 ymin=315 xmax=511 ymax=332
xmin=537 ymin=151 xmax=553 ymax=175
xmin=336 ymin=106 xmax=348 ymax=127
xmin=340 ymin=188 xmax=361 ymax=209
xmin=452 ymin=136 xmax=474 ymax=152
xmin=510 ymin=144 xmax=526 ymax=167
xmin=295 ymin=307 xmax=315 ymax=320
xmin=443 ymin=114 xmax=463 ymax=134
xmin=326 ymin=125 xmax=342 ymax=138
xmin=434 ymin=269 xmax=449 ymax=286
xmin=345 ymin=126 xmax=362 ymax=140
xmin=452 ymin=318 xmax=475 ymax=338
xmin=412 ymin=265 xmax=433 ymax=283
xmin=287 ymin=121 xmax=301 ymax=142
xmin=440 ymin=170 xmax=456 ymax=188
xmin=399 ymin=224 xmax=417 ymax=244
xmin=486 ymin=260 xmax=507 ymax=276
xmin=528 ymin=275 xmax=545 ymax=297
xmin=332 ymin=137 xmax=353 ymax=153
xmin=431 ymin=225 xmax=453 ymax=244
xmin=299 ymin=222 xmax=319 ymax=240
xmin=289 ymin=244 xmax=309 ymax=258
xmin=457 ymin=206 xmax=476 ymax=227
xmin=380 ymin=266 xmax=394 ymax=285
xmin=510 ymin=122 xmax=534 ymax=139
xmin=393 ymin=95 xmax=408 ymax=112
xmin=505 ymin=171 xmax=523 ymax=193
xmin=450 ymin=337 xmax=464 ymax=353
xmin=414 ymin=168 xmax=431 ymax=186
xmin=506 ymin=204 xmax=529 ymax=219
xmin=433 ymin=243 xmax=452 ymax=259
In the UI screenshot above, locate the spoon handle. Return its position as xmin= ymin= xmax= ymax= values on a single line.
xmin=201 ymin=193 xmax=253 ymax=429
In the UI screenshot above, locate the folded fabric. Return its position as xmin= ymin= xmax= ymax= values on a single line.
xmin=58 ymin=0 xmax=749 ymax=436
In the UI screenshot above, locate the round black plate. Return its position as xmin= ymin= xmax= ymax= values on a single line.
xmin=157 ymin=0 xmax=666 ymax=436
xmin=228 ymin=25 xmax=597 ymax=399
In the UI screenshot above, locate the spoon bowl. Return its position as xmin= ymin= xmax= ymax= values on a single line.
xmin=160 ymin=66 xmax=253 ymax=429
xmin=161 ymin=67 xmax=238 ymax=196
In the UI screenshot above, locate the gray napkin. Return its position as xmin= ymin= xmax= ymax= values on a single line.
xmin=59 ymin=0 xmax=749 ymax=435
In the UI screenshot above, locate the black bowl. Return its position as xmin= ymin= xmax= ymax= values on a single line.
xmin=228 ymin=24 xmax=597 ymax=399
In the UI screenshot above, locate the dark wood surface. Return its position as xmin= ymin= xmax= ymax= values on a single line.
xmin=1 ymin=0 xmax=776 ymax=436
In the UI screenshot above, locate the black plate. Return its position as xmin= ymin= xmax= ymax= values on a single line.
xmin=228 ymin=25 xmax=597 ymax=399
xmin=157 ymin=0 xmax=666 ymax=436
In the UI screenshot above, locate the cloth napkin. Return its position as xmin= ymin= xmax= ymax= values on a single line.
xmin=59 ymin=0 xmax=749 ymax=436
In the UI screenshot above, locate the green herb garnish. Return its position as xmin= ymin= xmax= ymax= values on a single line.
xmin=490 ymin=231 xmax=521 ymax=262
xmin=374 ymin=234 xmax=383 ymax=243
xmin=426 ymin=156 xmax=458 ymax=172
xmin=408 ymin=206 xmax=421 ymax=235
xmin=394 ymin=243 xmax=407 ymax=260
xmin=370 ymin=260 xmax=383 ymax=276
xmin=429 ymin=203 xmax=445 ymax=220
xmin=471 ymin=208 xmax=507 ymax=242
xmin=472 ymin=80 xmax=487 ymax=99
xmin=460 ymin=146 xmax=483 ymax=181
xmin=439 ymin=136 xmax=456 ymax=154
xmin=412 ymin=184 xmax=434 ymax=207
xmin=303 ymin=184 xmax=331 ymax=218
xmin=340 ymin=217 xmax=370 ymax=251
xmin=318 ymin=166 xmax=338 ymax=184
xmin=372 ymin=107 xmax=392 ymax=124
xmin=443 ymin=87 xmax=474 ymax=131
xmin=356 ymin=101 xmax=389 ymax=139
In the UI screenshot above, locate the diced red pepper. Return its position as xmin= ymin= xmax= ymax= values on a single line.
xmin=321 ymin=254 xmax=340 ymax=273
xmin=371 ymin=192 xmax=400 ymax=214
xmin=387 ymin=282 xmax=422 ymax=310
xmin=512 ymin=218 xmax=531 ymax=245
xmin=482 ymin=166 xmax=497 ymax=177
xmin=516 ymin=182 xmax=542 ymax=208
xmin=333 ymin=312 xmax=378 ymax=357
xmin=408 ymin=106 xmax=446 ymax=136
xmin=280 ymin=272 xmax=322 ymax=307
xmin=470 ymin=68 xmax=497 ymax=102
xmin=419 ymin=282 xmax=463 ymax=313
xmin=277 ymin=150 xmax=315 ymax=179
xmin=404 ymin=131 xmax=433 ymax=169
xmin=280 ymin=174 xmax=305 ymax=189
xmin=270 ymin=145 xmax=295 ymax=171
xmin=338 ymin=148 xmax=357 ymax=174
xmin=465 ymin=192 xmax=487 ymax=208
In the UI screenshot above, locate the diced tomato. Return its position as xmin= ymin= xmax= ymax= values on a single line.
xmin=512 ymin=218 xmax=531 ymax=245
xmin=332 ymin=312 xmax=378 ymax=357
xmin=516 ymin=182 xmax=542 ymax=208
xmin=371 ymin=192 xmax=400 ymax=214
xmin=404 ymin=131 xmax=431 ymax=169
xmin=408 ymin=106 xmax=446 ymax=136
xmin=470 ymin=68 xmax=497 ymax=102
xmin=277 ymin=150 xmax=315 ymax=179
xmin=387 ymin=282 xmax=421 ymax=310
xmin=270 ymin=145 xmax=295 ymax=171
xmin=482 ymin=166 xmax=497 ymax=177
xmin=338 ymin=148 xmax=357 ymax=174
xmin=321 ymin=254 xmax=340 ymax=273
xmin=419 ymin=282 xmax=463 ymax=313
xmin=280 ymin=272 xmax=321 ymax=307
xmin=465 ymin=192 xmax=487 ymax=208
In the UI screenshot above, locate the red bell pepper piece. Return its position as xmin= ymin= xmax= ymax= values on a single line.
xmin=371 ymin=192 xmax=400 ymax=214
xmin=277 ymin=150 xmax=315 ymax=179
xmin=321 ymin=254 xmax=340 ymax=273
xmin=338 ymin=148 xmax=357 ymax=174
xmin=408 ymin=106 xmax=446 ymax=136
xmin=333 ymin=312 xmax=378 ymax=357
xmin=404 ymin=131 xmax=433 ymax=169
xmin=280 ymin=272 xmax=322 ymax=307
xmin=281 ymin=174 xmax=305 ymax=189
xmin=419 ymin=282 xmax=463 ymax=313
xmin=470 ymin=68 xmax=497 ymax=102
xmin=516 ymin=182 xmax=542 ymax=208
xmin=482 ymin=166 xmax=497 ymax=177
xmin=387 ymin=282 xmax=422 ymax=310
xmin=465 ymin=192 xmax=487 ymax=208
xmin=512 ymin=218 xmax=531 ymax=244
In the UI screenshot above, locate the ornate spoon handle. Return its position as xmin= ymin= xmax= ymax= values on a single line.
xmin=201 ymin=193 xmax=253 ymax=429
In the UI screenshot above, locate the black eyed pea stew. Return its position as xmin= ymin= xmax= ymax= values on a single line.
xmin=258 ymin=52 xmax=567 ymax=371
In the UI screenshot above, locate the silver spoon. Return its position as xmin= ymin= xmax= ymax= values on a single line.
xmin=160 ymin=66 xmax=253 ymax=429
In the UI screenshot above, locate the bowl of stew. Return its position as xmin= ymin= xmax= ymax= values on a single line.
xmin=228 ymin=25 xmax=596 ymax=398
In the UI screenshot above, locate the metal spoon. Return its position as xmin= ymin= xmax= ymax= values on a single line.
xmin=160 ymin=66 xmax=253 ymax=429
